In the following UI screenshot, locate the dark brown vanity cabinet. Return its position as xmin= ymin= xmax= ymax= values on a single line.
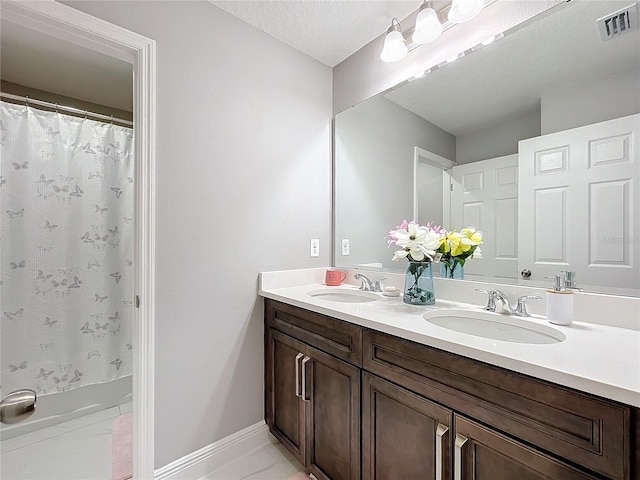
xmin=264 ymin=299 xmax=637 ymax=480
xmin=265 ymin=301 xmax=361 ymax=480
xmin=362 ymin=373 xmax=599 ymax=480
xmin=362 ymin=372 xmax=452 ymax=480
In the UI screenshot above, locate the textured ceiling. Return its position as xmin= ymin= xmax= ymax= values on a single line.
xmin=384 ymin=0 xmax=640 ymax=136
xmin=209 ymin=0 xmax=419 ymax=67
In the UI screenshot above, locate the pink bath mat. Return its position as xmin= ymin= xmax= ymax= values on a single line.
xmin=112 ymin=412 xmax=133 ymax=480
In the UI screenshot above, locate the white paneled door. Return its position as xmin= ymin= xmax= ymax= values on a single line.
xmin=519 ymin=114 xmax=639 ymax=294
xmin=451 ymin=154 xmax=519 ymax=278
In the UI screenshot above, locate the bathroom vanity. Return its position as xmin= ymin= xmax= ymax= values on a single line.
xmin=261 ymin=276 xmax=640 ymax=480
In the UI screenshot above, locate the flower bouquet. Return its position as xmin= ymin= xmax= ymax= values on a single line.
xmin=436 ymin=227 xmax=483 ymax=279
xmin=387 ymin=220 xmax=444 ymax=305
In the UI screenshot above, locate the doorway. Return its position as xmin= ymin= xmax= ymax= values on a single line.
xmin=0 ymin=2 xmax=155 ymax=478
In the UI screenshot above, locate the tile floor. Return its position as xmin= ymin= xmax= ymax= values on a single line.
xmin=1 ymin=406 xmax=305 ymax=480
xmin=0 ymin=402 xmax=131 ymax=480
xmin=201 ymin=436 xmax=306 ymax=480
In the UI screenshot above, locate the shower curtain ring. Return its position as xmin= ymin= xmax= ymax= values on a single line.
xmin=25 ymin=96 xmax=29 ymax=107
xmin=110 ymin=115 xmax=114 ymax=124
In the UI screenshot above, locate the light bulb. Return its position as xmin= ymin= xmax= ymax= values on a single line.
xmin=380 ymin=27 xmax=408 ymax=63
xmin=412 ymin=5 xmax=443 ymax=44
xmin=449 ymin=0 xmax=484 ymax=24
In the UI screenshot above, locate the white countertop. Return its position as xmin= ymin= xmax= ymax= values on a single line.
xmin=260 ymin=280 xmax=640 ymax=408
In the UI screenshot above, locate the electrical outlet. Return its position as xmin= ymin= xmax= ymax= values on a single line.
xmin=341 ymin=238 xmax=350 ymax=256
xmin=310 ymin=238 xmax=320 ymax=257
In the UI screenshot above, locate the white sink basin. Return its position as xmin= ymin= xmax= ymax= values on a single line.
xmin=423 ymin=310 xmax=565 ymax=344
xmin=308 ymin=288 xmax=379 ymax=303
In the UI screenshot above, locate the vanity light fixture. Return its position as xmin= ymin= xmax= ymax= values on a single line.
xmin=380 ymin=18 xmax=408 ymax=62
xmin=449 ymin=0 xmax=485 ymax=24
xmin=412 ymin=1 xmax=443 ymax=44
xmin=381 ymin=0 xmax=488 ymax=63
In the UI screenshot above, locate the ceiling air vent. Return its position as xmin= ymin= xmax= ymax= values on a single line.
xmin=597 ymin=3 xmax=638 ymax=41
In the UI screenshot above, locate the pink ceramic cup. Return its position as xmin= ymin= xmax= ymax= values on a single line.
xmin=325 ymin=269 xmax=346 ymax=286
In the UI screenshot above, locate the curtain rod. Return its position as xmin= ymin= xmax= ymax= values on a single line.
xmin=0 ymin=91 xmax=134 ymax=127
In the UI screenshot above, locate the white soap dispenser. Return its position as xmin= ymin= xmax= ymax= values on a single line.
xmin=545 ymin=275 xmax=574 ymax=326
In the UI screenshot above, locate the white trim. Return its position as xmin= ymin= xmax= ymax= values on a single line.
xmin=154 ymin=422 xmax=271 ymax=480
xmin=414 ymin=146 xmax=456 ymax=170
xmin=1 ymin=2 xmax=157 ymax=479
xmin=413 ymin=146 xmax=456 ymax=225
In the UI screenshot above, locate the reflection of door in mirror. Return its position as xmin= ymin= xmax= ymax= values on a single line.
xmin=451 ymin=154 xmax=518 ymax=279
xmin=413 ymin=147 xmax=454 ymax=228
xmin=519 ymin=114 xmax=640 ymax=296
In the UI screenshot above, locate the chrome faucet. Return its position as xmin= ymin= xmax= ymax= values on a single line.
xmin=476 ymin=289 xmax=541 ymax=317
xmin=354 ymin=273 xmax=386 ymax=292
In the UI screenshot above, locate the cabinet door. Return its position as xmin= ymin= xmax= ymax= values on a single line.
xmin=265 ymin=328 xmax=306 ymax=465
xmin=362 ymin=372 xmax=452 ymax=480
xmin=304 ymin=345 xmax=360 ymax=480
xmin=454 ymin=415 xmax=599 ymax=480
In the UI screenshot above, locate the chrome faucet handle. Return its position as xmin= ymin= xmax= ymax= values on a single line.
xmin=515 ymin=295 xmax=542 ymax=317
xmin=373 ymin=277 xmax=387 ymax=293
xmin=354 ymin=273 xmax=373 ymax=291
xmin=475 ymin=288 xmax=497 ymax=312
xmin=491 ymin=290 xmax=516 ymax=314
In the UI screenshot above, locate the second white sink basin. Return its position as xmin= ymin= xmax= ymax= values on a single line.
xmin=308 ymin=288 xmax=379 ymax=303
xmin=424 ymin=309 xmax=566 ymax=344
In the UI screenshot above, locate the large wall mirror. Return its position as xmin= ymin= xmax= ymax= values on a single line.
xmin=334 ymin=0 xmax=640 ymax=297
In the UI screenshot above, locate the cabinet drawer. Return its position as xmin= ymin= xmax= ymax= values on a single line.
xmin=363 ymin=329 xmax=631 ymax=480
xmin=454 ymin=415 xmax=599 ymax=480
xmin=265 ymin=299 xmax=362 ymax=366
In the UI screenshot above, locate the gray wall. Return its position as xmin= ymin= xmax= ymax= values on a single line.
xmin=456 ymin=108 xmax=541 ymax=164
xmin=334 ymin=96 xmax=454 ymax=269
xmin=541 ymin=68 xmax=640 ymax=134
xmin=63 ymin=0 xmax=332 ymax=469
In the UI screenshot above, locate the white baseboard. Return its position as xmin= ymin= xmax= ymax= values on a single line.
xmin=154 ymin=421 xmax=271 ymax=480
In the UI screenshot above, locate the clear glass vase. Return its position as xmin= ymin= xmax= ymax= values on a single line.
xmin=440 ymin=260 xmax=464 ymax=279
xmin=403 ymin=262 xmax=435 ymax=305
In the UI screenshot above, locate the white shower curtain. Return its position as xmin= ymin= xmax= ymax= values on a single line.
xmin=1 ymin=101 xmax=133 ymax=396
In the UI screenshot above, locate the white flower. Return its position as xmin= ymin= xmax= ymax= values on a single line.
xmin=390 ymin=222 xmax=441 ymax=262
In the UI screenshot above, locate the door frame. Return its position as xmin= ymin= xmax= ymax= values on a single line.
xmin=413 ymin=146 xmax=456 ymax=227
xmin=1 ymin=1 xmax=157 ymax=478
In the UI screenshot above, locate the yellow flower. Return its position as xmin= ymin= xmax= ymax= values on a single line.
xmin=442 ymin=231 xmax=472 ymax=257
xmin=460 ymin=227 xmax=482 ymax=245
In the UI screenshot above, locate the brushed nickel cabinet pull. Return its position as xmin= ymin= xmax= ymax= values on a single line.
xmin=435 ymin=423 xmax=449 ymax=480
xmin=454 ymin=433 xmax=468 ymax=480
xmin=301 ymin=356 xmax=311 ymax=402
xmin=295 ymin=352 xmax=304 ymax=397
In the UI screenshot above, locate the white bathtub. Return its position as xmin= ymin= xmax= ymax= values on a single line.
xmin=0 ymin=375 xmax=132 ymax=440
